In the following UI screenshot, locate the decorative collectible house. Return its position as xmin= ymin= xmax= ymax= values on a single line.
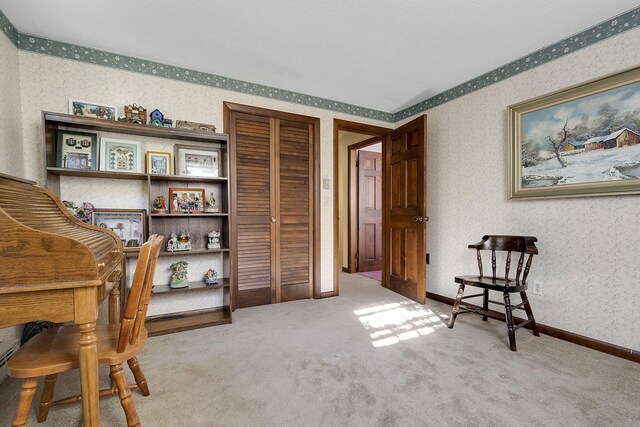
xmin=204 ymin=268 xmax=218 ymax=285
xmin=166 ymin=231 xmax=192 ymax=252
xmin=169 ymin=261 xmax=189 ymax=289
xmin=207 ymin=230 xmax=221 ymax=249
xmin=123 ymin=104 xmax=147 ymax=124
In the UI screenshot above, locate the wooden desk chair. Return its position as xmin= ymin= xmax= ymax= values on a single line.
xmin=8 ymin=234 xmax=164 ymax=427
xmin=447 ymin=235 xmax=540 ymax=351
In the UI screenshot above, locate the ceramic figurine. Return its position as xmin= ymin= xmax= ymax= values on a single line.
xmin=167 ymin=231 xmax=192 ymax=252
xmin=169 ymin=261 xmax=189 ymax=289
xmin=153 ymin=196 xmax=167 ymax=214
xmin=205 ymin=194 xmax=218 ymax=212
xmin=204 ymin=268 xmax=218 ymax=285
xmin=207 ymin=230 xmax=221 ymax=249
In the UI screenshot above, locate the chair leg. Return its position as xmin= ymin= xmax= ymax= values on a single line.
xmin=503 ymin=292 xmax=517 ymax=351
xmin=520 ymin=291 xmax=540 ymax=337
xmin=37 ymin=374 xmax=58 ymax=422
xmin=12 ymin=377 xmax=38 ymax=427
xmin=127 ymin=357 xmax=150 ymax=396
xmin=110 ymin=364 xmax=141 ymax=427
xmin=448 ymin=284 xmax=465 ymax=328
xmin=482 ymin=288 xmax=489 ymax=321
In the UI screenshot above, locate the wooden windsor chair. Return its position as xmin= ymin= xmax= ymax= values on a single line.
xmin=447 ymin=235 xmax=540 ymax=351
xmin=8 ymin=234 xmax=164 ymax=427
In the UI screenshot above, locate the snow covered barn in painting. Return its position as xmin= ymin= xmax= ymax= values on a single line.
xmin=584 ymin=128 xmax=640 ymax=152
xmin=606 ymin=128 xmax=640 ymax=148
xmin=560 ymin=141 xmax=586 ymax=152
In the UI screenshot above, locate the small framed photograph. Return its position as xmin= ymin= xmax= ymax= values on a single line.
xmin=175 ymin=144 xmax=220 ymax=177
xmin=91 ymin=209 xmax=146 ymax=250
xmin=146 ymin=151 xmax=172 ymax=175
xmin=69 ymin=99 xmax=117 ymax=120
xmin=57 ymin=130 xmax=98 ymax=170
xmin=169 ymin=187 xmax=205 ymax=213
xmin=100 ymin=138 xmax=142 ymax=173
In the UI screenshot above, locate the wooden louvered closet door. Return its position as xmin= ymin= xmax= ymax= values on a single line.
xmin=278 ymin=120 xmax=313 ymax=302
xmin=229 ymin=109 xmax=314 ymax=309
xmin=232 ymin=113 xmax=273 ymax=308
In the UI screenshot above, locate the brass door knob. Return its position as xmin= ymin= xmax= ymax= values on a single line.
xmin=413 ymin=216 xmax=424 ymax=223
xmin=271 ymin=217 xmax=277 ymax=223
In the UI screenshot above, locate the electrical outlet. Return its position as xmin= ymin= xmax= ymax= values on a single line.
xmin=532 ymin=280 xmax=544 ymax=296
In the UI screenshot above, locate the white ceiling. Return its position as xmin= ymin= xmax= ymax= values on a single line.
xmin=1 ymin=1 xmax=637 ymax=112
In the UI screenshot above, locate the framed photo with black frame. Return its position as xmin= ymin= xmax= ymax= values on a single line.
xmin=56 ymin=130 xmax=98 ymax=170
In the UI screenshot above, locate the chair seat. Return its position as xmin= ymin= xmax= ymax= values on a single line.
xmin=454 ymin=275 xmax=528 ymax=292
xmin=9 ymin=324 xmax=147 ymax=378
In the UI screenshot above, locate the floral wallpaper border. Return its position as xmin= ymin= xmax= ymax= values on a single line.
xmin=2 ymin=6 xmax=640 ymax=123
xmin=394 ymin=6 xmax=640 ymax=121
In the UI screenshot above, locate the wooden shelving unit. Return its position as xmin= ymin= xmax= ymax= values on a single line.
xmin=145 ymin=307 xmax=231 ymax=336
xmin=151 ymin=279 xmax=230 ymax=295
xmin=42 ymin=111 xmax=233 ymax=335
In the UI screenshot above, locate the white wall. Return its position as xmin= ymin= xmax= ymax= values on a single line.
xmin=16 ymin=51 xmax=390 ymax=302
xmin=412 ymin=28 xmax=640 ymax=350
xmin=0 ymin=31 xmax=23 ymax=345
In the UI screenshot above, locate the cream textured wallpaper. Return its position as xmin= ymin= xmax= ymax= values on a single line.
xmin=10 ymin=25 xmax=640 ymax=348
xmin=406 ymin=28 xmax=640 ymax=350
xmin=0 ymin=31 xmax=23 ymax=178
xmin=16 ymin=50 xmax=390 ymax=304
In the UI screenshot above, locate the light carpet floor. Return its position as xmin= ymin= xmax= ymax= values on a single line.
xmin=1 ymin=272 xmax=638 ymax=426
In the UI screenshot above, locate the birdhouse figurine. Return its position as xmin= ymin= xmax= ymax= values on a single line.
xmin=150 ymin=109 xmax=164 ymax=126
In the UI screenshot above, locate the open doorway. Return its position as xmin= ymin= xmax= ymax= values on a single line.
xmin=334 ymin=120 xmax=391 ymax=293
xmin=333 ymin=117 xmax=428 ymax=304
xmin=348 ymin=138 xmax=383 ymax=280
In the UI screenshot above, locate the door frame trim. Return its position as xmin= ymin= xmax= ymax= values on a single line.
xmin=332 ymin=119 xmax=391 ymax=297
xmin=347 ymin=136 xmax=383 ymax=273
xmin=224 ymin=102 xmax=321 ymax=304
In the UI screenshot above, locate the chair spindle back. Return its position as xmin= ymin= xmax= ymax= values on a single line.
xmin=470 ymin=235 xmax=538 ymax=283
xmin=117 ymin=234 xmax=163 ymax=353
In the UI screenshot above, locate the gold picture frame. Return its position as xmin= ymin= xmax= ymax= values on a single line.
xmin=168 ymin=187 xmax=205 ymax=214
xmin=509 ymin=66 xmax=640 ymax=200
xmin=146 ymin=151 xmax=172 ymax=175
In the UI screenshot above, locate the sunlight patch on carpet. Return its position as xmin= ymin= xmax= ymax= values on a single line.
xmin=354 ymin=301 xmax=448 ymax=347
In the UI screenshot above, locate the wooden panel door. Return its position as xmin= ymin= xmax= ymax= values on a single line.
xmin=277 ymin=120 xmax=313 ymax=301
xmin=357 ymin=150 xmax=382 ymax=272
xmin=231 ymin=112 xmax=273 ymax=308
xmin=383 ymin=115 xmax=427 ymax=304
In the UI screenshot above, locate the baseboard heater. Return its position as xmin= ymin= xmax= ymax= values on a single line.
xmin=0 ymin=339 xmax=20 ymax=384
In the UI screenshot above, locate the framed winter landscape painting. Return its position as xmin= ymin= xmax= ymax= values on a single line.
xmin=509 ymin=66 xmax=640 ymax=199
